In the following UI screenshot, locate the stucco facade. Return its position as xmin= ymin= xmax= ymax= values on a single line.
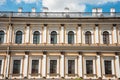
xmin=0 ymin=8 xmax=120 ymax=79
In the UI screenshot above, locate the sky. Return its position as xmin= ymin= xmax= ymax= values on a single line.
xmin=0 ymin=0 xmax=120 ymax=12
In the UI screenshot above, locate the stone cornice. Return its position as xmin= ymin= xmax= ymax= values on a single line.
xmin=0 ymin=45 xmax=120 ymax=53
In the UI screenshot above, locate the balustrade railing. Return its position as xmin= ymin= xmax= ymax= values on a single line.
xmin=0 ymin=12 xmax=120 ymax=18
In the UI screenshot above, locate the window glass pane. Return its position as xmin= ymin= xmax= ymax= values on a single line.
xmin=104 ymin=60 xmax=112 ymax=74
xmin=0 ymin=31 xmax=4 ymax=43
xmin=33 ymin=31 xmax=40 ymax=44
xmin=103 ymin=31 xmax=109 ymax=44
xmin=0 ymin=60 xmax=2 ymax=73
xmin=85 ymin=31 xmax=91 ymax=44
xmin=68 ymin=60 xmax=75 ymax=74
xmin=68 ymin=31 xmax=74 ymax=44
xmin=15 ymin=31 xmax=22 ymax=44
xmin=13 ymin=60 xmax=21 ymax=74
xmin=50 ymin=60 xmax=57 ymax=74
xmin=86 ymin=60 xmax=93 ymax=74
xmin=31 ymin=60 xmax=39 ymax=74
xmin=51 ymin=31 xmax=57 ymax=44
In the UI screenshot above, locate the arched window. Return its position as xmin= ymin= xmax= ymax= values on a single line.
xmin=68 ymin=31 xmax=74 ymax=44
xmin=51 ymin=31 xmax=57 ymax=44
xmin=103 ymin=31 xmax=109 ymax=44
xmin=85 ymin=31 xmax=92 ymax=44
xmin=33 ymin=31 xmax=40 ymax=44
xmin=15 ymin=31 xmax=22 ymax=44
xmin=0 ymin=31 xmax=5 ymax=43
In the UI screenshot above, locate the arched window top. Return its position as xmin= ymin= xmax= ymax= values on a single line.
xmin=16 ymin=31 xmax=22 ymax=35
xmin=85 ymin=31 xmax=91 ymax=35
xmin=85 ymin=31 xmax=92 ymax=44
xmin=103 ymin=31 xmax=109 ymax=35
xmin=0 ymin=31 xmax=5 ymax=35
xmin=33 ymin=31 xmax=40 ymax=35
xmin=68 ymin=31 xmax=74 ymax=35
xmin=15 ymin=31 xmax=22 ymax=44
xmin=51 ymin=31 xmax=57 ymax=35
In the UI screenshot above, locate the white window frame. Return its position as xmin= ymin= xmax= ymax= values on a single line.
xmin=10 ymin=57 xmax=23 ymax=79
xmin=32 ymin=31 xmax=41 ymax=44
xmin=0 ymin=57 xmax=4 ymax=79
xmin=14 ymin=30 xmax=24 ymax=44
xmin=29 ymin=56 xmax=41 ymax=78
xmin=65 ymin=56 xmax=77 ymax=78
xmin=84 ymin=56 xmax=96 ymax=79
xmin=47 ymin=56 xmax=59 ymax=78
xmin=102 ymin=56 xmax=115 ymax=79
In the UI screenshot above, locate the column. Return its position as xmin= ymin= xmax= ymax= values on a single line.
xmin=78 ymin=52 xmax=82 ymax=77
xmin=26 ymin=24 xmax=30 ymax=43
xmin=115 ymin=53 xmax=120 ymax=78
xmin=42 ymin=51 xmax=47 ymax=78
xmin=5 ymin=51 xmax=10 ymax=78
xmin=8 ymin=24 xmax=12 ymax=43
xmin=77 ymin=24 xmax=81 ymax=43
xmin=60 ymin=52 xmax=64 ymax=78
xmin=96 ymin=52 xmax=101 ymax=78
xmin=60 ymin=24 xmax=64 ymax=43
xmin=23 ymin=52 xmax=29 ymax=78
xmin=113 ymin=24 xmax=117 ymax=44
xmin=95 ymin=24 xmax=99 ymax=44
xmin=43 ymin=24 xmax=47 ymax=43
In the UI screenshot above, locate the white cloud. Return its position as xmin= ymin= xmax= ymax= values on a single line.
xmin=14 ymin=0 xmax=41 ymax=4
xmin=81 ymin=0 xmax=120 ymax=5
xmin=0 ymin=0 xmax=6 ymax=5
xmin=43 ymin=0 xmax=120 ymax=12
xmin=43 ymin=0 xmax=86 ymax=12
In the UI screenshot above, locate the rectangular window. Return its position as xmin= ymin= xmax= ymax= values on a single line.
xmin=13 ymin=60 xmax=21 ymax=74
xmin=86 ymin=60 xmax=93 ymax=74
xmin=50 ymin=60 xmax=57 ymax=74
xmin=68 ymin=60 xmax=75 ymax=74
xmin=31 ymin=60 xmax=39 ymax=74
xmin=104 ymin=60 xmax=112 ymax=74
xmin=0 ymin=60 xmax=2 ymax=73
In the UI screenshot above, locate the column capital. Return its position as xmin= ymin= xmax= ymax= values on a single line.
xmin=97 ymin=52 xmax=101 ymax=55
xmin=43 ymin=51 xmax=47 ymax=55
xmin=78 ymin=52 xmax=82 ymax=55
xmin=7 ymin=51 xmax=11 ymax=55
xmin=25 ymin=51 xmax=29 ymax=55
xmin=9 ymin=23 xmax=13 ymax=26
xmin=26 ymin=24 xmax=30 ymax=26
xmin=44 ymin=24 xmax=48 ymax=26
xmin=113 ymin=24 xmax=117 ymax=26
xmin=115 ymin=52 xmax=119 ymax=55
xmin=95 ymin=24 xmax=99 ymax=26
xmin=61 ymin=24 xmax=64 ymax=26
xmin=61 ymin=51 xmax=65 ymax=55
xmin=78 ymin=24 xmax=81 ymax=26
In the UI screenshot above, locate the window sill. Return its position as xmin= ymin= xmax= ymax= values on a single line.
xmin=47 ymin=73 xmax=60 ymax=76
xmin=9 ymin=74 xmax=23 ymax=76
xmin=66 ymin=74 xmax=78 ymax=76
xmin=84 ymin=74 xmax=97 ymax=77
xmin=29 ymin=73 xmax=41 ymax=76
xmin=103 ymin=74 xmax=116 ymax=77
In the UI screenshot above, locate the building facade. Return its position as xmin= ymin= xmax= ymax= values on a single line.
xmin=0 ymin=8 xmax=120 ymax=79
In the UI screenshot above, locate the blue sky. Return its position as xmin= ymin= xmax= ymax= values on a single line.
xmin=0 ymin=0 xmax=120 ymax=12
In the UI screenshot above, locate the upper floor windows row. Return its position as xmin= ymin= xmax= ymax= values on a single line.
xmin=0 ymin=30 xmax=112 ymax=45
